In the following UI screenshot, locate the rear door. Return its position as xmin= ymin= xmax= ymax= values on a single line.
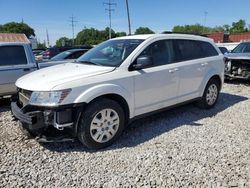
xmin=174 ymin=40 xmax=219 ymax=102
xmin=0 ymin=45 xmax=36 ymax=96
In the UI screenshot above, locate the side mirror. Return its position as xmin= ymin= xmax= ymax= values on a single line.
xmin=131 ymin=55 xmax=153 ymax=70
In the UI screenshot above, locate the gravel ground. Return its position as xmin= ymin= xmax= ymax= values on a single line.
xmin=1 ymin=82 xmax=250 ymax=188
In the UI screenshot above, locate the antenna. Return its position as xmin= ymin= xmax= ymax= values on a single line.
xmin=103 ymin=0 xmax=116 ymax=39
xmin=69 ymin=15 xmax=77 ymax=46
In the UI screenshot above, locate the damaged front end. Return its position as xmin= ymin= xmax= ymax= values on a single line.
xmin=11 ymin=89 xmax=85 ymax=142
xmin=225 ymin=57 xmax=250 ymax=80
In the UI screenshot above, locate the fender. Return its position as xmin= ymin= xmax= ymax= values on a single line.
xmin=74 ymin=83 xmax=134 ymax=118
xmin=198 ymin=67 xmax=223 ymax=97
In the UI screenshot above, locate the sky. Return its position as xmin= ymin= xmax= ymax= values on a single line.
xmin=0 ymin=0 xmax=250 ymax=45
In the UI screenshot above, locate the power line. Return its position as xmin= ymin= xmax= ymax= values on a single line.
xmin=103 ymin=0 xmax=116 ymax=39
xmin=125 ymin=0 xmax=131 ymax=35
xmin=69 ymin=15 xmax=77 ymax=46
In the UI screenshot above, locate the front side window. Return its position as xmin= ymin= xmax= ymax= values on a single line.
xmin=139 ymin=40 xmax=176 ymax=67
xmin=76 ymin=39 xmax=144 ymax=67
xmin=0 ymin=46 xmax=27 ymax=66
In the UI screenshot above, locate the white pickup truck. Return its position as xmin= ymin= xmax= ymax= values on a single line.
xmin=0 ymin=42 xmax=65 ymax=97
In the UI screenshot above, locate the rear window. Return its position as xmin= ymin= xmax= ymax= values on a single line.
xmin=0 ymin=45 xmax=27 ymax=66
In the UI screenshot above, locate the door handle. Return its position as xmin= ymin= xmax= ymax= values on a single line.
xmin=23 ymin=68 xmax=31 ymax=71
xmin=169 ymin=68 xmax=179 ymax=73
xmin=201 ymin=63 xmax=208 ymax=67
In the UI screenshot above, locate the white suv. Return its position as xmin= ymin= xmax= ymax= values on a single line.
xmin=11 ymin=34 xmax=224 ymax=149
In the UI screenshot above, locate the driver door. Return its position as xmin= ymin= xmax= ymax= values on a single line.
xmin=132 ymin=40 xmax=180 ymax=116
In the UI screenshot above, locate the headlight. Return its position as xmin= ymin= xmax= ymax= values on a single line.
xmin=29 ymin=89 xmax=71 ymax=106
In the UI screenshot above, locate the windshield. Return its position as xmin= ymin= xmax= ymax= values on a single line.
xmin=232 ymin=42 xmax=250 ymax=53
xmin=51 ymin=51 xmax=72 ymax=61
xmin=76 ymin=39 xmax=144 ymax=67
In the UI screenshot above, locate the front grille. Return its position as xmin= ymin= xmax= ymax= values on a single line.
xmin=18 ymin=88 xmax=32 ymax=107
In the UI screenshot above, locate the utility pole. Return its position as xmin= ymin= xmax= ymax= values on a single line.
xmin=69 ymin=15 xmax=77 ymax=46
xmin=46 ymin=29 xmax=50 ymax=47
xmin=125 ymin=0 xmax=131 ymax=35
xmin=103 ymin=0 xmax=116 ymax=39
xmin=202 ymin=11 xmax=208 ymax=34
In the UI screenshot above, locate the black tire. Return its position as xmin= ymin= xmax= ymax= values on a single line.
xmin=197 ymin=79 xmax=220 ymax=109
xmin=19 ymin=122 xmax=38 ymax=139
xmin=77 ymin=98 xmax=125 ymax=149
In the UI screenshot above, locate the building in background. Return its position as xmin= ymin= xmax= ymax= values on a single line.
xmin=207 ymin=32 xmax=250 ymax=43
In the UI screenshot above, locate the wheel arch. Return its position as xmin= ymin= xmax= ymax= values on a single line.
xmin=74 ymin=84 xmax=133 ymax=118
xmin=199 ymin=69 xmax=223 ymax=97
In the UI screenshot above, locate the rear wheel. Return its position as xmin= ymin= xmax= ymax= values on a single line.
xmin=197 ymin=79 xmax=220 ymax=109
xmin=77 ymin=98 xmax=125 ymax=149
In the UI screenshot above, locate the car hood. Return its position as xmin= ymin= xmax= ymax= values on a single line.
xmin=226 ymin=53 xmax=250 ymax=60
xmin=16 ymin=63 xmax=115 ymax=91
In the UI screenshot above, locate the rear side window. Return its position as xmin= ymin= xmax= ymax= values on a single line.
xmin=175 ymin=40 xmax=218 ymax=61
xmin=0 ymin=46 xmax=27 ymax=66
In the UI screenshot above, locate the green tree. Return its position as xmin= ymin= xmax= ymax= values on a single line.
xmin=172 ymin=24 xmax=212 ymax=34
xmin=230 ymin=19 xmax=248 ymax=34
xmin=56 ymin=37 xmax=72 ymax=47
xmin=75 ymin=27 xmax=122 ymax=46
xmin=37 ymin=42 xmax=46 ymax=49
xmin=0 ymin=22 xmax=35 ymax=38
xmin=135 ymin=27 xmax=155 ymax=35
xmin=115 ymin=32 xmax=127 ymax=37
xmin=222 ymin=24 xmax=231 ymax=32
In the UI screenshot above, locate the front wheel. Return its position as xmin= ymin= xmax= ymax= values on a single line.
xmin=77 ymin=98 xmax=125 ymax=149
xmin=197 ymin=79 xmax=220 ymax=109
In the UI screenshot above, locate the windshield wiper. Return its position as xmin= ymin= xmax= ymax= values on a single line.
xmin=75 ymin=60 xmax=101 ymax=66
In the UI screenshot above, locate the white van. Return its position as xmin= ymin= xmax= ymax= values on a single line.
xmin=11 ymin=34 xmax=224 ymax=149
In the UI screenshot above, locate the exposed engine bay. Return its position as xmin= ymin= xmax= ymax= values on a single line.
xmin=225 ymin=59 xmax=250 ymax=80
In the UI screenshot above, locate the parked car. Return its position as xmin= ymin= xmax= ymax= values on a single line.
xmin=11 ymin=34 xmax=224 ymax=149
xmin=32 ymin=48 xmax=46 ymax=56
xmin=50 ymin=49 xmax=89 ymax=61
xmin=42 ymin=47 xmax=60 ymax=60
xmin=0 ymin=43 xmax=67 ymax=97
xmin=218 ymin=46 xmax=229 ymax=54
xmin=224 ymin=41 xmax=250 ymax=80
xmin=42 ymin=46 xmax=92 ymax=60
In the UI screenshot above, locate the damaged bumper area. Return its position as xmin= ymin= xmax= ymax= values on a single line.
xmin=225 ymin=59 xmax=250 ymax=80
xmin=11 ymin=99 xmax=85 ymax=142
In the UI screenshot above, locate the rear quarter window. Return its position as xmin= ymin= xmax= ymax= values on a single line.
xmin=199 ymin=41 xmax=219 ymax=57
xmin=0 ymin=45 xmax=27 ymax=66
